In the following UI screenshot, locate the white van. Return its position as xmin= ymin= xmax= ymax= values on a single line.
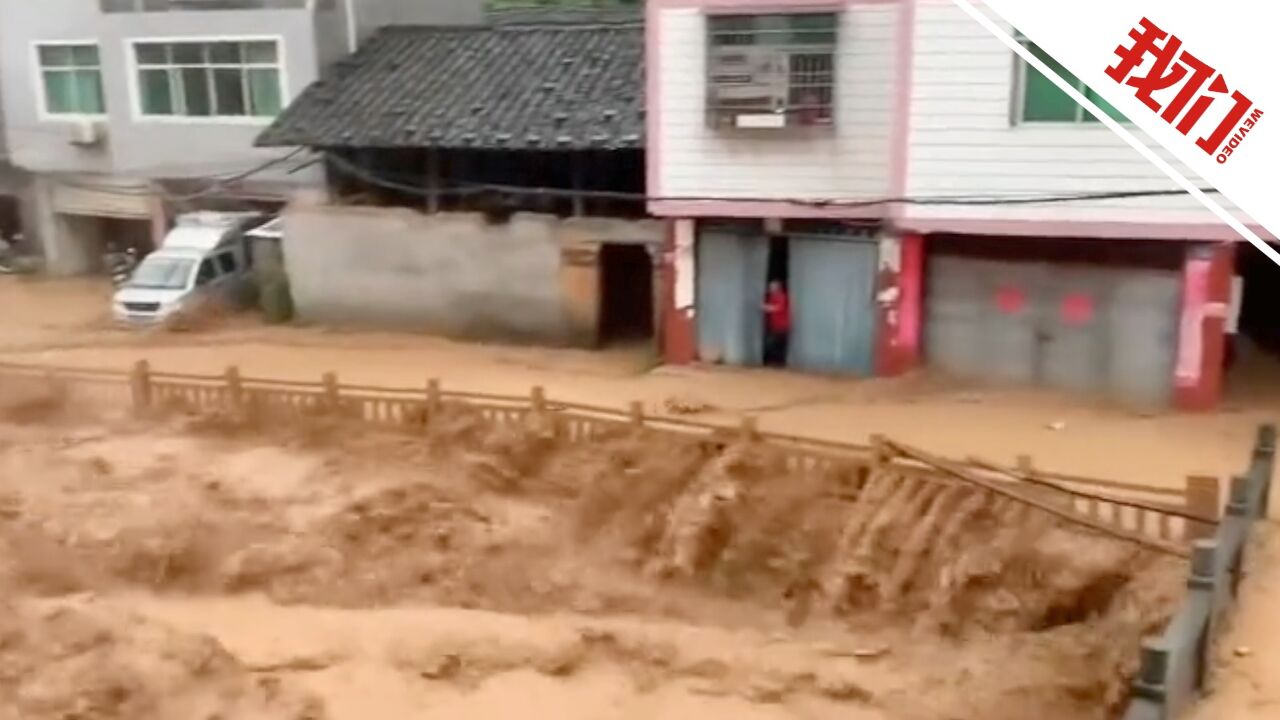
xmin=112 ymin=211 xmax=268 ymax=326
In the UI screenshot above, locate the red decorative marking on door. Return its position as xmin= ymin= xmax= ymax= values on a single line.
xmin=995 ymin=286 xmax=1026 ymax=314
xmin=1060 ymin=293 xmax=1095 ymax=326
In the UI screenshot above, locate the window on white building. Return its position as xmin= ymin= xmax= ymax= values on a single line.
xmin=133 ymin=39 xmax=283 ymax=118
xmin=706 ymin=13 xmax=837 ymax=129
xmin=37 ymin=43 xmax=106 ymax=116
xmin=1017 ymin=39 xmax=1127 ymax=124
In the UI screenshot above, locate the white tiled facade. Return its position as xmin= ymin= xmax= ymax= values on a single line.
xmin=654 ymin=2 xmax=897 ymax=202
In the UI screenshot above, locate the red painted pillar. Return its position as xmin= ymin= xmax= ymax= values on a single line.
xmin=875 ymin=232 xmax=925 ymax=376
xmin=1174 ymin=243 xmax=1234 ymax=411
xmin=661 ymin=218 xmax=697 ymax=364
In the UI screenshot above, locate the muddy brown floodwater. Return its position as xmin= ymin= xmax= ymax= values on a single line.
xmin=2 ymin=276 xmax=1278 ymax=499
xmin=0 ymin=385 xmax=1188 ymax=720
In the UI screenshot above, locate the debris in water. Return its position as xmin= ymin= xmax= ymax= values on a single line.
xmin=818 ymin=643 xmax=891 ymax=660
xmin=664 ymin=395 xmax=715 ymax=415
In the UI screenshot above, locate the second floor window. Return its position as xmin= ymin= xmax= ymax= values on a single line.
xmin=1018 ymin=39 xmax=1127 ymax=124
xmin=706 ymin=13 xmax=838 ymax=128
xmin=38 ymin=44 xmax=106 ymax=116
xmin=134 ymin=40 xmax=283 ymax=119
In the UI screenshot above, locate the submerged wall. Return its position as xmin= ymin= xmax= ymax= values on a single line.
xmin=282 ymin=202 xmax=660 ymax=346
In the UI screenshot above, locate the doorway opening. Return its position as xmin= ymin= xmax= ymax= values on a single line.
xmin=598 ymin=243 xmax=654 ymax=347
xmin=1230 ymin=242 xmax=1280 ymax=397
xmin=100 ymin=217 xmax=154 ymax=255
xmin=767 ymin=235 xmax=789 ymax=287
xmin=0 ymin=195 xmax=21 ymax=244
xmin=763 ymin=235 xmax=791 ymax=367
xmin=50 ymin=215 xmax=152 ymax=275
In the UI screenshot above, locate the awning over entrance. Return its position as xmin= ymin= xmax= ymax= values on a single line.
xmin=51 ymin=176 xmax=152 ymax=219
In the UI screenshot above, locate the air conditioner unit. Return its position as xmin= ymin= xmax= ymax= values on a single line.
xmin=707 ymin=46 xmax=789 ymax=129
xmin=68 ymin=120 xmax=106 ymax=147
xmin=706 ymin=45 xmax=835 ymax=130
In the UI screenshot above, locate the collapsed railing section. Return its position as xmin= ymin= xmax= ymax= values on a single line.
xmin=0 ymin=359 xmax=1222 ymax=548
xmin=1123 ymin=423 xmax=1275 ymax=720
xmin=889 ymin=440 xmax=1192 ymax=558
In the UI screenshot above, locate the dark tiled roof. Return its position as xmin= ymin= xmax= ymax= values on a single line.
xmin=256 ymin=20 xmax=644 ymax=151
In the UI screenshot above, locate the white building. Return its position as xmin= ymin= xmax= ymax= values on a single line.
xmin=0 ymin=0 xmax=482 ymax=275
xmin=647 ymin=0 xmax=1260 ymax=409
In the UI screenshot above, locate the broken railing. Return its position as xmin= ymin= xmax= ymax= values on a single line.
xmin=0 ymin=359 xmax=1226 ymax=551
xmin=1122 ymin=424 xmax=1275 ymax=720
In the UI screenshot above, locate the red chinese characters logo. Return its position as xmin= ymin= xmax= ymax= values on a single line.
xmin=1106 ymin=18 xmax=1263 ymax=164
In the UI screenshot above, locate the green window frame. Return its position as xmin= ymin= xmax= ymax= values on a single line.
xmin=1018 ymin=39 xmax=1127 ymax=125
xmin=37 ymin=43 xmax=106 ymax=116
xmin=134 ymin=39 xmax=283 ymax=119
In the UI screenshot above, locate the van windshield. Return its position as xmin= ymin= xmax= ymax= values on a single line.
xmin=126 ymin=256 xmax=195 ymax=290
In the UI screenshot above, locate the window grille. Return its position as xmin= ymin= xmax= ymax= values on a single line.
xmin=706 ymin=13 xmax=837 ymax=129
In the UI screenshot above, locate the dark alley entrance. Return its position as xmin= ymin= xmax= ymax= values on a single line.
xmin=598 ymin=243 xmax=654 ymax=347
xmin=1228 ymin=241 xmax=1280 ymax=401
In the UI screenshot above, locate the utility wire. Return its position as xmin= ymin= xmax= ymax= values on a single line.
xmin=322 ymin=150 xmax=1224 ymax=209
xmin=166 ymin=147 xmax=309 ymax=202
xmin=45 ymin=148 xmax=311 ymax=202
xmin=7 ymin=142 xmax=1237 ymax=212
xmin=0 ymin=125 xmax=314 ymax=177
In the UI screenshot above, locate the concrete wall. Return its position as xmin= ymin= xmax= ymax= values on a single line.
xmin=0 ymin=164 xmax=27 ymax=197
xmin=0 ymin=29 xmax=7 ymax=166
xmin=283 ymin=202 xmax=661 ymax=346
xmin=313 ymin=0 xmax=354 ymax=72
xmin=352 ymin=0 xmax=484 ymax=45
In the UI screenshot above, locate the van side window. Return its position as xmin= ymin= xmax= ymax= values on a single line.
xmin=196 ymin=258 xmax=216 ymax=285
xmin=216 ymin=252 xmax=237 ymax=275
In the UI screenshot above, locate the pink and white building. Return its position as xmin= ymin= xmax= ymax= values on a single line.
xmin=647 ymin=0 xmax=1269 ymax=409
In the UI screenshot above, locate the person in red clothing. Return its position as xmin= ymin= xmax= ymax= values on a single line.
xmin=762 ymin=280 xmax=791 ymax=367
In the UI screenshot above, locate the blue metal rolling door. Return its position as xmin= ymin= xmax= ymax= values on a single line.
xmin=787 ymin=236 xmax=878 ymax=375
xmin=696 ymin=228 xmax=767 ymax=366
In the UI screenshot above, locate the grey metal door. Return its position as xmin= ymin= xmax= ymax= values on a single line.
xmin=924 ymin=255 xmax=985 ymax=379
xmin=925 ymin=257 xmax=1037 ymax=384
xmin=788 ymin=237 xmax=878 ymax=374
xmin=982 ymin=260 xmax=1040 ymax=385
xmin=1038 ymin=267 xmax=1109 ymax=395
xmin=1106 ymin=270 xmax=1180 ymax=407
xmin=696 ymin=228 xmax=768 ymax=366
xmin=926 ymin=256 xmax=1181 ymax=406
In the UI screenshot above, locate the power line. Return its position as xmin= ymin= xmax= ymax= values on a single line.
xmin=168 ymin=147 xmax=309 ymax=201
xmin=46 ymin=148 xmax=311 ymax=202
xmin=3 ymin=140 xmax=1238 ymax=213
xmin=322 ymin=150 xmax=1224 ymax=209
xmin=0 ymin=121 xmax=316 ymax=181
